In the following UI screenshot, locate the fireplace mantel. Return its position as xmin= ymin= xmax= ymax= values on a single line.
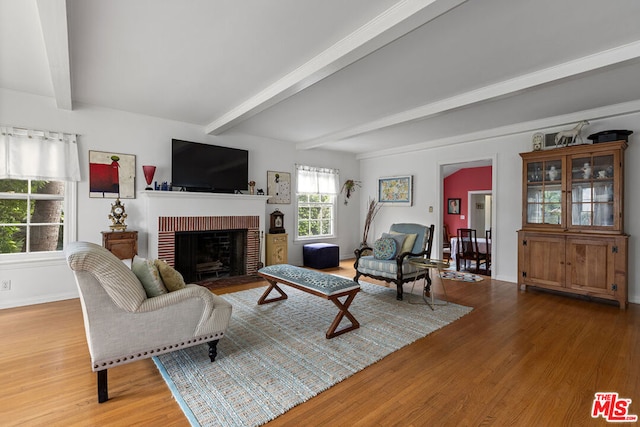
xmin=142 ymin=191 xmax=269 ymax=261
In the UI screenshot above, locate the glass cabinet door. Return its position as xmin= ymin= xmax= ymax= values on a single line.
xmin=525 ymin=159 xmax=563 ymax=225
xmin=570 ymin=154 xmax=615 ymax=228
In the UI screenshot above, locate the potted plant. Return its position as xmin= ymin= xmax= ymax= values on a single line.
xmin=340 ymin=179 xmax=361 ymax=205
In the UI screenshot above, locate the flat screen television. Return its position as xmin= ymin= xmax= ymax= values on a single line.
xmin=171 ymin=139 xmax=249 ymax=193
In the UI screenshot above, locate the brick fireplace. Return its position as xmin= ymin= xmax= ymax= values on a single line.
xmin=142 ymin=191 xmax=269 ymax=274
xmin=157 ymin=215 xmax=260 ymax=275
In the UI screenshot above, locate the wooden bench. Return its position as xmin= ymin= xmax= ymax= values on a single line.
xmin=257 ymin=264 xmax=360 ymax=339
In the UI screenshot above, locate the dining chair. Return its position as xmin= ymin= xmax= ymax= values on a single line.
xmin=484 ymin=228 xmax=492 ymax=274
xmin=455 ymin=228 xmax=487 ymax=273
xmin=442 ymin=224 xmax=451 ymax=261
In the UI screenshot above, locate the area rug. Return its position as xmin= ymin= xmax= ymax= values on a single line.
xmin=153 ymin=281 xmax=473 ymax=427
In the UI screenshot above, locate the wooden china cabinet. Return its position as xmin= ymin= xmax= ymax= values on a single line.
xmin=517 ymin=140 xmax=628 ymax=309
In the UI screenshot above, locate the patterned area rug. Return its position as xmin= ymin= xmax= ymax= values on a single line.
xmin=153 ymin=281 xmax=473 ymax=427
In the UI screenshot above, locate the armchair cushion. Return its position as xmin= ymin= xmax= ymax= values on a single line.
xmin=132 ymin=256 xmax=168 ymax=297
xmin=373 ymin=237 xmax=397 ymax=260
xmin=356 ymin=256 xmax=423 ymax=280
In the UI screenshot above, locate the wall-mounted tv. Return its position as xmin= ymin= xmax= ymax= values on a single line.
xmin=171 ymin=139 xmax=248 ymax=193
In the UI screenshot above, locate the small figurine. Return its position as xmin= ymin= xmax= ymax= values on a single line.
xmin=555 ymin=120 xmax=589 ymax=147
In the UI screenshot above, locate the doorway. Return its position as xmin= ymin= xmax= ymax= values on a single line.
xmin=468 ymin=191 xmax=492 ymax=235
xmin=440 ymin=157 xmax=495 ymax=276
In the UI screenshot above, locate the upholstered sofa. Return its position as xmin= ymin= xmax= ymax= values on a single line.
xmin=354 ymin=223 xmax=435 ymax=300
xmin=65 ymin=241 xmax=232 ymax=402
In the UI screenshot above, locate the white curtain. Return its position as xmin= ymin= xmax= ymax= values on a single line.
xmin=0 ymin=127 xmax=81 ymax=181
xmin=296 ymin=164 xmax=338 ymax=194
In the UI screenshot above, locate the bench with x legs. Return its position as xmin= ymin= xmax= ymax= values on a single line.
xmin=257 ymin=264 xmax=361 ymax=339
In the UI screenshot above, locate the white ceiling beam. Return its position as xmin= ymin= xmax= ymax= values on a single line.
xmin=356 ymin=98 xmax=640 ymax=160
xmin=205 ymin=0 xmax=468 ymax=135
xmin=36 ymin=0 xmax=72 ymax=110
xmin=298 ymin=39 xmax=640 ymax=151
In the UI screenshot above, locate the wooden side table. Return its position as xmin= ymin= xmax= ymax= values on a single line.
xmin=102 ymin=230 xmax=138 ymax=260
xmin=265 ymin=233 xmax=288 ymax=266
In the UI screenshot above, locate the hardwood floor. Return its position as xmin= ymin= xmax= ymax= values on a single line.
xmin=1 ymin=259 xmax=638 ymax=426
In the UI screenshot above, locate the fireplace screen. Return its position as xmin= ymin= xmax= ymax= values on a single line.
xmin=174 ymin=230 xmax=247 ymax=282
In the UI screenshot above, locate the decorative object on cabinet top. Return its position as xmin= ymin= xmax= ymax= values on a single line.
xmin=554 ymin=120 xmax=589 ymax=147
xmin=269 ymin=209 xmax=285 ymax=234
xmin=108 ymin=197 xmax=127 ymax=231
xmin=588 ymin=129 xmax=633 ymax=144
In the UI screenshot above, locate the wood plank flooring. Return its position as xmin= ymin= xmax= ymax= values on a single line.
xmin=1 ymin=260 xmax=637 ymax=426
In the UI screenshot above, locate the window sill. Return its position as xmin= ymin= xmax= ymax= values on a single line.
xmin=294 ymin=235 xmax=337 ymax=244
xmin=0 ymin=251 xmax=66 ymax=268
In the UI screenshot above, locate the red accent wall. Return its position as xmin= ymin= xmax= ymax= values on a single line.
xmin=444 ymin=166 xmax=492 ymax=235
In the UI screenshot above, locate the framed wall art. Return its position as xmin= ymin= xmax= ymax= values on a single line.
xmin=448 ymin=198 xmax=461 ymax=215
xmin=378 ymin=175 xmax=413 ymax=206
xmin=267 ymin=171 xmax=291 ymax=204
xmin=89 ymin=150 xmax=136 ymax=199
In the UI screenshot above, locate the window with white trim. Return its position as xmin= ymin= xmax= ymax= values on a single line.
xmin=295 ymin=165 xmax=338 ymax=240
xmin=0 ymin=179 xmax=66 ymax=253
xmin=0 ymin=127 xmax=80 ymax=256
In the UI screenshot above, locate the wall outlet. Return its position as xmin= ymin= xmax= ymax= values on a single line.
xmin=1 ymin=279 xmax=11 ymax=291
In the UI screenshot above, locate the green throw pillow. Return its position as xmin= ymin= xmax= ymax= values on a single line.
xmin=131 ymin=256 xmax=168 ymax=297
xmin=154 ymin=259 xmax=187 ymax=292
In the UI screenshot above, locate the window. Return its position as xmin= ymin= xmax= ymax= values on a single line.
xmin=296 ymin=165 xmax=338 ymax=240
xmin=0 ymin=179 xmax=65 ymax=254
xmin=0 ymin=127 xmax=80 ymax=257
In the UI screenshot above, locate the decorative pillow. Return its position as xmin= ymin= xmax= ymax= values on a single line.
xmin=382 ymin=232 xmax=406 ymax=254
xmin=154 ymin=259 xmax=187 ymax=292
xmin=391 ymin=231 xmax=418 ymax=254
xmin=374 ymin=237 xmax=397 ymax=260
xmin=131 ymin=256 xmax=168 ymax=297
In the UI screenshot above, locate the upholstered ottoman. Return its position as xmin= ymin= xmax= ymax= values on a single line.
xmin=303 ymin=243 xmax=339 ymax=269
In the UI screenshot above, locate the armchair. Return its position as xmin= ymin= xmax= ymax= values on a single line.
xmin=354 ymin=223 xmax=435 ymax=300
xmin=65 ymin=242 xmax=232 ymax=403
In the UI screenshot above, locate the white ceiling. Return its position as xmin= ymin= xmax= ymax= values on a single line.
xmin=2 ymin=0 xmax=640 ymax=157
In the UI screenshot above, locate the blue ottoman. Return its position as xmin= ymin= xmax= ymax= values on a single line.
xmin=303 ymin=243 xmax=340 ymax=269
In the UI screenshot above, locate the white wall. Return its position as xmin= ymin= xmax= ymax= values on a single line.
xmin=1 ymin=88 xmax=637 ymax=308
xmin=358 ymin=113 xmax=639 ymax=305
xmin=0 ymin=89 xmax=360 ymax=308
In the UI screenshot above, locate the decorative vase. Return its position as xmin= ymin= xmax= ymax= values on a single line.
xmin=142 ymin=165 xmax=156 ymax=190
xmin=548 ymin=166 xmax=558 ymax=181
xmin=582 ymin=163 xmax=591 ymax=179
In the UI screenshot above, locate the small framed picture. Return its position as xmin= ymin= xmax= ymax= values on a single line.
xmin=378 ymin=175 xmax=413 ymax=206
xmin=266 ymin=171 xmax=291 ymax=204
xmin=543 ymin=133 xmax=559 ymax=150
xmin=448 ymin=198 xmax=461 ymax=215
